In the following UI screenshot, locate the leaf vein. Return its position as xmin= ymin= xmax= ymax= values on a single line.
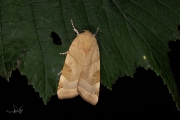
xmin=156 ymin=0 xmax=180 ymax=17
xmin=129 ymin=0 xmax=175 ymax=32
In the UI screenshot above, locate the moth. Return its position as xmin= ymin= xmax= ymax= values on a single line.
xmin=57 ymin=20 xmax=100 ymax=105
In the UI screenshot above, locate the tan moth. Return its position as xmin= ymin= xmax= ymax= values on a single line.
xmin=57 ymin=20 xmax=100 ymax=105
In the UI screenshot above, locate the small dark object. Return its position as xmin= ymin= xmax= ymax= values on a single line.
xmin=51 ymin=32 xmax=62 ymax=45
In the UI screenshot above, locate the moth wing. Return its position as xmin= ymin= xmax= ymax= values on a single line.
xmin=57 ymin=44 xmax=83 ymax=99
xmin=77 ymin=33 xmax=100 ymax=105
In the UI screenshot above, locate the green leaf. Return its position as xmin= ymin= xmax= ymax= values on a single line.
xmin=0 ymin=0 xmax=180 ymax=110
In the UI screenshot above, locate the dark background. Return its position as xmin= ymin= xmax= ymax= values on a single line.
xmin=0 ymin=40 xmax=180 ymax=119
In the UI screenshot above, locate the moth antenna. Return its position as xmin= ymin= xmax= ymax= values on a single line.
xmin=71 ymin=20 xmax=79 ymax=35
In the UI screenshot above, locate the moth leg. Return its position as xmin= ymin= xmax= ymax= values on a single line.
xmin=57 ymin=71 xmax=62 ymax=75
xmin=93 ymin=28 xmax=99 ymax=36
xmin=60 ymin=51 xmax=68 ymax=55
xmin=71 ymin=20 xmax=79 ymax=35
xmin=58 ymin=51 xmax=68 ymax=75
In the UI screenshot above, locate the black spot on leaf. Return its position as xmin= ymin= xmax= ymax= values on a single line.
xmin=51 ymin=32 xmax=62 ymax=45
